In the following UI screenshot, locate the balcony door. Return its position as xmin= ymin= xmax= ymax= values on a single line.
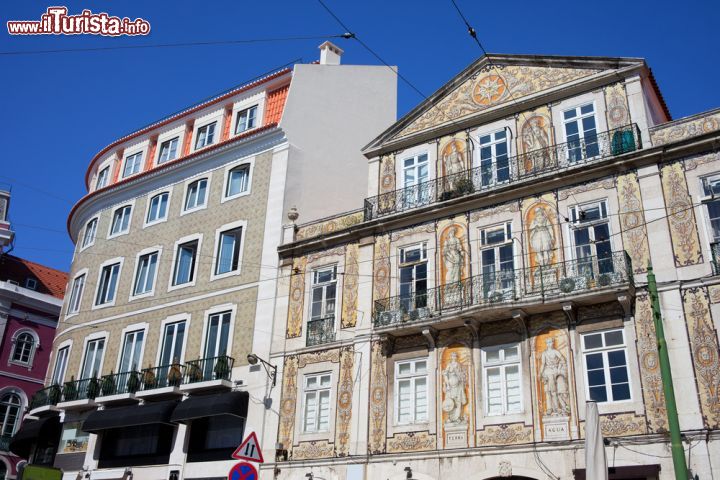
xmin=480 ymin=223 xmax=514 ymax=298
xmin=402 ymin=154 xmax=429 ymax=209
xmin=398 ymin=244 xmax=428 ymax=312
xmin=119 ymin=330 xmax=145 ymax=373
xmin=203 ymin=312 xmax=231 ymax=380
xmin=570 ymin=201 xmax=613 ymax=277
xmin=160 ymin=321 xmax=186 ymax=366
xmin=563 ymin=103 xmax=599 ymax=162
xmin=478 ymin=130 xmax=510 ymax=188
xmin=80 ymin=338 xmax=105 ymax=379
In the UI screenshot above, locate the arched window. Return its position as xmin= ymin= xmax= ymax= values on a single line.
xmin=0 ymin=393 xmax=22 ymax=437
xmin=11 ymin=332 xmax=37 ymax=366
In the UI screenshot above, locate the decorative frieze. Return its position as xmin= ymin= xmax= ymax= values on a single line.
xmin=286 ymin=257 xmax=307 ymax=338
xmin=292 ymin=440 xmax=335 ymax=460
xmin=341 ymin=243 xmax=359 ymax=328
xmin=476 ymin=423 xmax=533 ymax=446
xmin=684 ymin=151 xmax=720 ymax=171
xmin=469 ymin=201 xmax=519 ymax=223
xmin=557 ymin=177 xmax=615 ymax=201
xmin=387 ymin=431 xmax=436 ymax=453
xmin=616 ymin=171 xmax=650 ymax=273
xmin=297 ymin=349 xmax=340 ymax=368
xmin=306 ymin=246 xmax=345 ymax=264
xmin=660 ymin=161 xmax=703 ymax=266
xmin=369 ymin=340 xmax=388 ymax=454
xmin=650 ymin=110 xmax=720 ymax=146
xmin=278 ymin=356 xmax=299 ymax=452
xmin=295 ymin=211 xmax=363 ymax=241
xmin=335 ymin=347 xmax=354 ymax=456
xmin=390 ymin=222 xmax=435 ymax=242
xmin=373 ymin=234 xmax=391 ymax=303
xmin=682 ymin=287 xmax=720 ymax=428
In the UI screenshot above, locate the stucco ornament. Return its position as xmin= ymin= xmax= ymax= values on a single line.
xmin=442 ymin=352 xmax=468 ymax=424
xmin=539 ymin=337 xmax=570 ymax=416
xmin=498 ymin=461 xmax=513 ymax=477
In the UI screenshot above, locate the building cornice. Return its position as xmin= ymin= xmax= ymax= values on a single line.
xmin=0 ymin=281 xmax=63 ymax=315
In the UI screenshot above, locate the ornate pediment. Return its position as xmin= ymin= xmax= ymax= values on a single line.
xmin=394 ymin=63 xmax=601 ymax=138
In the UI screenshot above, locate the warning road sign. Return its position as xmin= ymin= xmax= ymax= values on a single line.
xmin=228 ymin=462 xmax=257 ymax=480
xmin=232 ymin=431 xmax=264 ymax=463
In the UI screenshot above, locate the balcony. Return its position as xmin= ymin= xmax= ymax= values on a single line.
xmin=183 ymin=355 xmax=234 ymax=385
xmin=28 ymin=385 xmax=62 ymax=411
xmin=374 ymin=252 xmax=633 ymax=330
xmin=364 ymin=124 xmax=642 ymax=221
xmin=712 ymin=242 xmax=720 ymax=275
xmin=307 ymin=316 xmax=336 ymax=347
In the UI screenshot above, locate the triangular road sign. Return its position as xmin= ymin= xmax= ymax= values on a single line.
xmin=232 ymin=432 xmax=264 ymax=463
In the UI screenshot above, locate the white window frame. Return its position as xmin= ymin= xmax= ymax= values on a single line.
xmin=397 ymin=242 xmax=429 ymax=309
xmin=394 ymin=358 xmax=428 ymax=425
xmin=155 ymin=314 xmax=191 ymax=366
xmin=157 ymin=136 xmax=180 ymax=164
xmin=95 ymin=165 xmax=111 ymax=190
xmin=211 ymin=220 xmax=247 ymax=280
xmin=80 ymin=217 xmax=98 ymax=251
xmin=181 ymin=175 xmax=211 ymax=215
xmin=9 ymin=329 xmax=40 ymax=368
xmin=482 ymin=343 xmax=523 ymax=416
xmin=122 ymin=151 xmax=144 ymax=178
xmin=65 ymin=269 xmax=88 ymax=317
xmin=107 ymin=202 xmax=135 ymax=239
xmin=221 ymin=159 xmax=254 ymax=202
xmin=699 ymin=173 xmax=720 ymax=246
xmin=77 ymin=331 xmax=108 ymax=380
xmin=234 ymin=104 xmax=258 ymax=135
xmin=581 ymin=328 xmax=633 ymax=404
xmin=168 ymin=234 xmax=203 ymax=292
xmin=479 ymin=222 xmax=515 ymax=293
xmin=301 ymin=372 xmax=333 ymax=434
xmin=92 ymin=257 xmax=124 ymax=309
xmin=50 ymin=340 xmax=72 ymax=385
xmin=194 ymin=121 xmax=217 ymax=150
xmin=561 ymin=101 xmax=600 ymax=162
xmin=476 ymin=128 xmax=512 ymax=187
xmin=130 ymin=247 xmax=162 ymax=300
xmin=230 ymin=94 xmax=265 ymax=136
xmin=144 ymin=191 xmax=171 ymax=227
xmin=200 ymin=304 xmax=237 ymax=359
xmin=567 ymin=199 xmax=613 ymax=262
xmin=115 ymin=322 xmax=149 ymax=374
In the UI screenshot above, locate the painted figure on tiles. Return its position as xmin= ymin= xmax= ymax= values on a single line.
xmin=539 ymin=337 xmax=570 ymax=416
xmin=529 ymin=206 xmax=555 ymax=268
xmin=442 ymin=352 xmax=468 ymax=424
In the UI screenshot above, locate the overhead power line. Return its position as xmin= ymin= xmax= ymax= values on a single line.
xmin=0 ymin=34 xmax=350 ymax=56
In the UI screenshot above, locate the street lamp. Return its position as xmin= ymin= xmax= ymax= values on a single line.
xmin=247 ymin=353 xmax=277 ymax=387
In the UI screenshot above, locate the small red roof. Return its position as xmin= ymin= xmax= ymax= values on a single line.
xmin=0 ymin=254 xmax=68 ymax=299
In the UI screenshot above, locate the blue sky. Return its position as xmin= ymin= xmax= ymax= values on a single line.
xmin=1 ymin=0 xmax=718 ymax=272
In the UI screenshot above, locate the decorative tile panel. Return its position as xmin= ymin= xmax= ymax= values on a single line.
xmin=521 ymin=193 xmax=563 ymax=291
xmin=286 ymin=257 xmax=307 ymax=338
xmin=438 ymin=216 xmax=471 ymax=300
xmin=278 ymin=355 xmax=298 ymax=452
xmin=341 ymin=243 xmax=359 ymax=328
xmin=617 ymin=171 xmax=651 ymax=273
xmin=660 ymin=162 xmax=703 ymax=267
xmin=335 ymin=347 xmax=354 ymax=456
xmin=378 ymin=154 xmax=396 ymax=210
xmin=292 ymin=440 xmax=335 ymax=460
xmin=369 ymin=340 xmax=388 ymax=454
xmin=437 ymin=132 xmax=470 ymax=197
xmin=603 ymin=83 xmax=631 ymax=130
xmin=295 ymin=211 xmax=364 ymax=241
xmin=387 ymin=431 xmax=436 ymax=453
xmin=373 ymin=234 xmax=391 ymax=303
xmin=476 ymin=423 xmax=533 ymax=446
xmin=650 ymin=111 xmax=720 ymax=146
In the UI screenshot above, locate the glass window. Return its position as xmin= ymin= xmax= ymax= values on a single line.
xmin=146 ymin=193 xmax=169 ymax=224
xmin=399 ymin=244 xmax=428 ymax=312
xmin=0 ymin=393 xmax=22 ymax=436
xmin=133 ymin=252 xmax=159 ymax=296
xmin=95 ymin=262 xmax=121 ymax=305
xmin=195 ymin=122 xmax=216 ymax=149
xmin=160 ymin=321 xmax=186 ymax=366
xmin=11 ymin=332 xmax=35 ymax=365
xmin=110 ymin=205 xmax=132 ymax=236
xmin=67 ymin=274 xmax=86 ymax=314
xmin=80 ymin=338 xmax=105 ymax=379
xmin=483 ymin=344 xmax=522 ymax=415
xmin=478 ymin=130 xmax=510 ymax=187
xmin=310 ymin=266 xmax=337 ymax=321
xmin=303 ymin=373 xmax=332 ymax=433
xmin=82 ymin=218 xmax=98 ymax=248
xmin=563 ymin=103 xmax=599 ymax=162
xmin=570 ymin=200 xmax=613 ymax=275
xmin=226 ymin=165 xmax=250 ymax=197
xmin=582 ymin=329 xmax=631 ymax=403
xmin=184 ymin=179 xmax=208 ymax=211
xmin=173 ymin=240 xmax=198 ymax=286
xmin=51 ymin=346 xmax=70 ymax=385
xmin=235 ymin=105 xmax=258 ymax=134
xmin=119 ymin=330 xmax=144 ymax=373
xmin=215 ymin=227 xmax=242 ymax=275
xmin=402 ymin=153 xmax=430 ymax=208
xmin=480 ymin=223 xmax=514 ymax=297
xmin=395 ymin=359 xmax=428 ymax=424
xmin=157 ymin=137 xmax=179 ymax=164
xmin=204 ymin=312 xmax=231 ymax=358
xmin=96 ymin=167 xmax=110 ymax=190
xmin=122 ymin=152 xmax=143 ymax=178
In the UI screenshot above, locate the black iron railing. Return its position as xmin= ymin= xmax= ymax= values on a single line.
xmin=711 ymin=242 xmax=720 ymax=276
xmin=373 ymin=252 xmax=633 ymax=328
xmin=60 ymin=377 xmax=100 ymax=402
xmin=95 ymin=370 xmax=144 ymax=396
xmin=364 ymin=124 xmax=642 ymax=221
xmin=184 ymin=355 xmax=234 ymax=384
xmin=139 ymin=363 xmax=185 ymax=390
xmin=28 ymin=384 xmax=62 ymax=410
xmin=307 ymin=316 xmax=336 ymax=347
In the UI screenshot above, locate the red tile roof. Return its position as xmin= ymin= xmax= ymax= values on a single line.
xmin=264 ymin=85 xmax=290 ymax=125
xmin=0 ymin=254 xmax=68 ymax=299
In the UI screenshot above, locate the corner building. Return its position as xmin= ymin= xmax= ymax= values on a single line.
xmin=266 ymin=54 xmax=720 ymax=480
xmin=19 ymin=43 xmax=396 ymax=480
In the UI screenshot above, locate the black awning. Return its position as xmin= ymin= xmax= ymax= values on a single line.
xmin=82 ymin=400 xmax=178 ymax=433
xmin=171 ymin=391 xmax=248 ymax=423
xmin=573 ymin=465 xmax=661 ymax=480
xmin=10 ymin=416 xmax=61 ymax=458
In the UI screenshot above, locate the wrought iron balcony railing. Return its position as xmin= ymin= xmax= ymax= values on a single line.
xmin=373 ymin=251 xmax=633 ymax=328
xmin=60 ymin=377 xmax=101 ymax=402
xmin=364 ymin=124 xmax=642 ymax=221
xmin=711 ymin=242 xmax=720 ymax=276
xmin=139 ymin=363 xmax=185 ymax=391
xmin=0 ymin=435 xmax=11 ymax=452
xmin=184 ymin=355 xmax=234 ymax=384
xmin=28 ymin=384 xmax=62 ymax=410
xmin=96 ymin=370 xmax=144 ymax=397
xmin=307 ymin=316 xmax=336 ymax=347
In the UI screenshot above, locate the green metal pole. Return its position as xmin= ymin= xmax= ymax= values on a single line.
xmin=647 ymin=265 xmax=689 ymax=480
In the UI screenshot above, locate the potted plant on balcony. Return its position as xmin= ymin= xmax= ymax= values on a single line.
xmin=559 ymin=277 xmax=576 ymax=293
xmin=63 ymin=377 xmax=77 ymax=401
xmin=168 ymin=358 xmax=183 ymax=387
xmin=127 ymin=366 xmax=140 ymax=394
xmin=187 ymin=362 xmax=203 ymax=383
xmin=47 ymin=384 xmax=62 ymax=404
xmin=597 ymin=273 xmax=613 ymax=287
xmin=214 ymin=355 xmax=230 ymax=380
xmin=87 ymin=374 xmax=100 ymax=399
xmin=142 ymin=364 xmax=157 ymax=390
xmin=101 ymin=372 xmax=116 ymax=396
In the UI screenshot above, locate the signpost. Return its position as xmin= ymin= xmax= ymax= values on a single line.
xmin=227 ymin=462 xmax=257 ymax=480
xmin=228 ymin=432 xmax=264 ymax=480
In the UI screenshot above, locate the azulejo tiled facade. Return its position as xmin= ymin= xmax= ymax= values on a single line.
xmin=268 ymin=54 xmax=720 ymax=480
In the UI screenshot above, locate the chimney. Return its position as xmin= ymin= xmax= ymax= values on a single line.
xmin=318 ymin=41 xmax=343 ymax=66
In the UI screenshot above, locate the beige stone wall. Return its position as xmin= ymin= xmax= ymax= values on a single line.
xmin=52 ymin=149 xmax=273 ymax=380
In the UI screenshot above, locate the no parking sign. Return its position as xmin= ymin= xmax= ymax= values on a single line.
xmin=227 ymin=462 xmax=257 ymax=480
